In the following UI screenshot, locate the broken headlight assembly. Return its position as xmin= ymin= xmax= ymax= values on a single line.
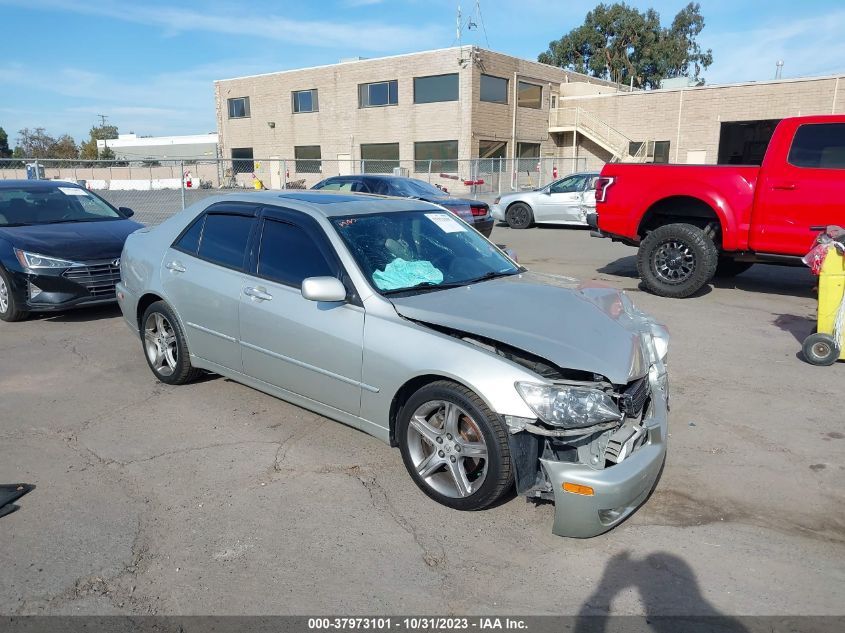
xmin=515 ymin=382 xmax=623 ymax=429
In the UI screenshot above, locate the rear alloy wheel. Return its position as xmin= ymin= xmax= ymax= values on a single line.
xmin=505 ymin=203 xmax=533 ymax=229
xmin=398 ymin=380 xmax=512 ymax=511
xmin=141 ymin=301 xmax=201 ymax=385
xmin=637 ymin=223 xmax=718 ymax=298
xmin=0 ymin=268 xmax=29 ymax=322
xmin=802 ymin=333 xmax=840 ymax=366
xmin=715 ymin=258 xmax=754 ymax=278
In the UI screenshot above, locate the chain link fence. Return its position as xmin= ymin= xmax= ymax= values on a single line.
xmin=0 ymin=157 xmax=588 ymax=226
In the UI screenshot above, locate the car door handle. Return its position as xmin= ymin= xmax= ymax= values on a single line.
xmin=244 ymin=286 xmax=273 ymax=301
xmin=165 ymin=261 xmax=186 ymax=273
xmin=772 ymin=181 xmax=797 ymax=190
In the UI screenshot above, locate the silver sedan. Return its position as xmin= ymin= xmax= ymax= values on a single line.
xmin=116 ymin=191 xmax=669 ymax=538
xmin=491 ymin=172 xmax=600 ymax=229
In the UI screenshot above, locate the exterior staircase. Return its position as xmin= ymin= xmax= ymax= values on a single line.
xmin=549 ymin=107 xmax=650 ymax=162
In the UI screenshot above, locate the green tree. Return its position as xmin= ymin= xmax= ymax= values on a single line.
xmin=16 ymin=127 xmax=56 ymax=158
xmin=538 ymin=2 xmax=713 ymax=89
xmin=50 ymin=134 xmax=79 ymax=160
xmin=79 ymin=124 xmax=119 ymax=160
xmin=0 ymin=126 xmax=11 ymax=158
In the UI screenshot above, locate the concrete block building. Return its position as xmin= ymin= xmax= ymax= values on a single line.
xmin=214 ymin=46 xmax=845 ymax=190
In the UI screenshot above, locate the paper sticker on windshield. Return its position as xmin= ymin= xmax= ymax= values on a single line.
xmin=425 ymin=213 xmax=465 ymax=233
xmin=58 ymin=187 xmax=89 ymax=196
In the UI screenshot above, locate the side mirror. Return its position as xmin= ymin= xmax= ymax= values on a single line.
xmin=301 ymin=276 xmax=347 ymax=303
xmin=542 ymin=188 xmax=551 ymax=195
xmin=119 ymin=206 xmax=135 ymax=218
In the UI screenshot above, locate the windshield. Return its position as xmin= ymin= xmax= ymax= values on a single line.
xmin=389 ymin=179 xmax=448 ymax=199
xmin=0 ymin=186 xmax=122 ymax=227
xmin=331 ymin=210 xmax=519 ymax=295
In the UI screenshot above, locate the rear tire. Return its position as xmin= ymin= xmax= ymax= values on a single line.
xmin=505 ymin=203 xmax=533 ymax=229
xmin=715 ymin=258 xmax=754 ymax=278
xmin=0 ymin=268 xmax=29 ymax=322
xmin=140 ymin=301 xmax=201 ymax=385
xmin=637 ymin=223 xmax=718 ymax=298
xmin=802 ymin=333 xmax=840 ymax=366
xmin=397 ymin=380 xmax=512 ymax=511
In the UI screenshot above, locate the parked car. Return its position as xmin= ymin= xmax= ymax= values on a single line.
xmin=311 ymin=175 xmax=493 ymax=237
xmin=491 ymin=172 xmax=601 ymax=229
xmin=0 ymin=180 xmax=142 ymax=322
xmin=590 ymin=114 xmax=845 ymax=297
xmin=116 ymin=190 xmax=669 ymax=538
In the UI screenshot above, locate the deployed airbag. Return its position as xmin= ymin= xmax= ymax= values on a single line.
xmin=373 ymin=258 xmax=443 ymax=291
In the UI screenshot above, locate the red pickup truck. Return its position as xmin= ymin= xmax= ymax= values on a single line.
xmin=589 ymin=114 xmax=845 ymax=297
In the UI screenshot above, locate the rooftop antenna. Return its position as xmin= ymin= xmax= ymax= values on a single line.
xmin=775 ymin=60 xmax=784 ymax=80
xmin=454 ymin=0 xmax=490 ymax=55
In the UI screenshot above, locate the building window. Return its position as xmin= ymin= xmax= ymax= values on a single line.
xmin=231 ymin=147 xmax=253 ymax=174
xmin=292 ymin=89 xmax=319 ymax=113
xmin=414 ymin=140 xmax=458 ymax=173
xmin=478 ymin=140 xmax=507 ymax=174
xmin=517 ymin=81 xmax=542 ymax=109
xmin=653 ymin=141 xmax=671 ymax=164
xmin=361 ymin=143 xmax=400 ymax=173
xmin=788 ymin=123 xmax=845 ymax=169
xmin=413 ymin=74 xmax=459 ymax=104
xmin=480 ymin=74 xmax=508 ymax=104
xmin=516 ymin=142 xmax=540 ymax=172
xmin=227 ymin=97 xmax=250 ymax=119
xmin=359 ymin=80 xmax=398 ymax=108
xmin=294 ymin=145 xmax=321 ymax=173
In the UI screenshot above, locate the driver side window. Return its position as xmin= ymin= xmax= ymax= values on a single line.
xmin=549 ymin=176 xmax=585 ymax=194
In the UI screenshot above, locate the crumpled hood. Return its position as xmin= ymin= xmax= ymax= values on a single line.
xmin=390 ymin=271 xmax=653 ymax=384
xmin=0 ymin=219 xmax=142 ymax=261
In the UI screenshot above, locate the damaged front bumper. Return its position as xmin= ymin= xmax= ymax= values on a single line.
xmin=510 ymin=364 xmax=668 ymax=538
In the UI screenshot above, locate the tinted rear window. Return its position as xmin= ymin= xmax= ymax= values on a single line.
xmin=788 ymin=123 xmax=845 ymax=169
xmin=174 ymin=215 xmax=205 ymax=254
xmin=197 ymin=214 xmax=254 ymax=269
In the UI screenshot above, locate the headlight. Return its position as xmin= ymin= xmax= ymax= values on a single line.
xmin=15 ymin=249 xmax=81 ymax=270
xmin=515 ymin=382 xmax=622 ymax=429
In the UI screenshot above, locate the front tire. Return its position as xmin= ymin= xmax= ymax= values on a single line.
xmin=505 ymin=203 xmax=533 ymax=229
xmin=0 ymin=268 xmax=29 ymax=322
xmin=397 ymin=380 xmax=512 ymax=511
xmin=637 ymin=223 xmax=718 ymax=298
xmin=140 ymin=301 xmax=201 ymax=384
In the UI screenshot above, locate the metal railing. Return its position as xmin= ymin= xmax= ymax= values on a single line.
xmin=0 ymin=156 xmax=588 ymax=226
xmin=549 ymin=107 xmax=649 ymax=162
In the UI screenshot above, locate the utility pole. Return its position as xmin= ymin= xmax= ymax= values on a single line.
xmin=97 ymin=114 xmax=108 ymax=127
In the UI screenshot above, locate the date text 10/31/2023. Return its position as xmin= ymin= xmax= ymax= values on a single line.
xmin=307 ymin=617 xmax=528 ymax=630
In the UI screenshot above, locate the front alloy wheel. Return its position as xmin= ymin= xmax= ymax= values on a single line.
xmin=140 ymin=301 xmax=201 ymax=385
xmin=0 ymin=269 xmax=28 ymax=322
xmin=398 ymin=380 xmax=512 ymax=511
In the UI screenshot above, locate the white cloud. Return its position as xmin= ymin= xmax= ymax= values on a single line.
xmin=1 ymin=0 xmax=442 ymax=52
xmin=700 ymin=10 xmax=845 ymax=83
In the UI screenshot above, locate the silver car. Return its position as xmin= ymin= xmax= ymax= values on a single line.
xmin=491 ymin=172 xmax=600 ymax=229
xmin=116 ymin=191 xmax=669 ymax=538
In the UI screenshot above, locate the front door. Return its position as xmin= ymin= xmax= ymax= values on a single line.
xmin=269 ymin=156 xmax=281 ymax=189
xmin=751 ymin=121 xmax=845 ymax=255
xmin=337 ymin=153 xmax=353 ymax=176
xmin=534 ymin=173 xmax=589 ymax=222
xmin=238 ymin=212 xmax=365 ymax=415
xmin=161 ymin=205 xmax=258 ymax=371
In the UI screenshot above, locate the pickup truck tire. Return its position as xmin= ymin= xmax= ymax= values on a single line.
xmin=637 ymin=223 xmax=718 ymax=298
xmin=505 ymin=203 xmax=533 ymax=229
xmin=715 ymin=258 xmax=754 ymax=278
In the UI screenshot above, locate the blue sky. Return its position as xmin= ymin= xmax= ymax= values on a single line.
xmin=1 ymin=0 xmax=844 ymax=143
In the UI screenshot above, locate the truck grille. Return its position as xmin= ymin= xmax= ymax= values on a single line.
xmin=619 ymin=376 xmax=649 ymax=417
xmin=63 ymin=261 xmax=121 ymax=298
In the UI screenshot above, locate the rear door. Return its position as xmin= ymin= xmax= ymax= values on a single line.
xmin=534 ymin=174 xmax=590 ymax=222
xmin=238 ymin=209 xmax=365 ymax=415
xmin=161 ymin=202 xmax=258 ymax=371
xmin=751 ymin=121 xmax=845 ymax=255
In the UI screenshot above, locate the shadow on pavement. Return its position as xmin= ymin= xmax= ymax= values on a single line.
xmin=575 ymin=551 xmax=749 ymax=633
xmin=773 ymin=313 xmax=816 ymax=343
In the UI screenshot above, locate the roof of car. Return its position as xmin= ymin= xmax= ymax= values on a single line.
xmin=204 ymin=190 xmax=444 ymax=218
xmin=0 ymin=179 xmax=84 ymax=189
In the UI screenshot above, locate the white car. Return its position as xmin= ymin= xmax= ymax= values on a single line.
xmin=491 ymin=172 xmax=600 ymax=229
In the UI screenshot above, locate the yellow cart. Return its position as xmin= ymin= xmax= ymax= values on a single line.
xmin=803 ymin=244 xmax=845 ymax=365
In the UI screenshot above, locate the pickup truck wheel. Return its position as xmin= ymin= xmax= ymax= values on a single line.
xmin=637 ymin=223 xmax=718 ymax=298
xmin=715 ymin=258 xmax=754 ymax=278
xmin=505 ymin=203 xmax=533 ymax=229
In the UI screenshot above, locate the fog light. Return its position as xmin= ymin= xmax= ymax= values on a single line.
xmin=29 ymin=282 xmax=43 ymax=299
xmin=562 ymin=482 xmax=594 ymax=496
